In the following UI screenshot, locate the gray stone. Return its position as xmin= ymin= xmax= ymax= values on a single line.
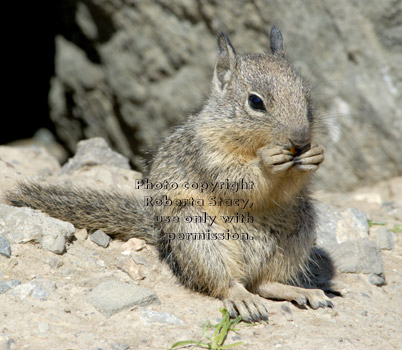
xmin=0 ymin=236 xmax=11 ymax=258
xmin=111 ymin=343 xmax=130 ymax=350
xmin=367 ymin=273 xmax=386 ymax=286
xmin=30 ymin=279 xmax=57 ymax=301
xmin=315 ymin=202 xmax=343 ymax=247
xmin=9 ymin=279 xmax=56 ymax=301
xmin=0 ymin=204 xmax=74 ymax=254
xmin=336 ymin=208 xmax=369 ymax=242
xmin=90 ymin=230 xmax=111 ymax=248
xmin=9 ymin=278 xmax=56 ymax=301
xmin=47 ymin=257 xmax=64 ymax=269
xmin=330 ymin=239 xmax=384 ymax=276
xmin=315 ymin=203 xmax=369 ymax=245
xmin=0 ymin=280 xmax=21 ymax=294
xmin=60 ymin=138 xmax=130 ymax=175
xmin=9 ymin=283 xmax=35 ymax=301
xmin=371 ymin=227 xmax=395 ymax=250
xmin=86 ymin=280 xmax=160 ymax=318
xmin=140 ymin=308 xmax=184 ymax=325
xmin=315 ymin=201 xmax=384 ymax=278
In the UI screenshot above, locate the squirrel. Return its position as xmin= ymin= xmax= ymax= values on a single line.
xmin=6 ymin=27 xmax=333 ymax=322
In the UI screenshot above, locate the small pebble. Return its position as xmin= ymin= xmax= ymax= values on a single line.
xmin=48 ymin=257 xmax=63 ymax=269
xmin=367 ymin=274 xmax=385 ymax=286
xmin=111 ymin=343 xmax=130 ymax=350
xmin=0 ymin=280 xmax=21 ymax=294
xmin=0 ymin=236 xmax=11 ymax=258
xmin=75 ymin=228 xmax=88 ymax=241
xmin=140 ymin=308 xmax=184 ymax=325
xmin=90 ymin=230 xmax=110 ymax=248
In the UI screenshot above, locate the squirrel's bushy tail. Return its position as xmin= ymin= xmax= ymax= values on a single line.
xmin=6 ymin=182 xmax=157 ymax=244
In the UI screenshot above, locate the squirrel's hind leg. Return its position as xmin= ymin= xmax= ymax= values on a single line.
xmin=255 ymin=281 xmax=333 ymax=309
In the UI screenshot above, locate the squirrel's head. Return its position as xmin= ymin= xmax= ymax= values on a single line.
xmin=210 ymin=27 xmax=314 ymax=153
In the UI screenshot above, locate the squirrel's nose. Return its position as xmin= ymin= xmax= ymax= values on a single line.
xmin=289 ymin=126 xmax=310 ymax=148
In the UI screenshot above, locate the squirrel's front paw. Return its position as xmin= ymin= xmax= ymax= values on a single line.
xmin=293 ymin=143 xmax=324 ymax=172
xmin=257 ymin=146 xmax=293 ymax=174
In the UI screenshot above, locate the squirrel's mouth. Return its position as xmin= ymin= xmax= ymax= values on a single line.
xmin=289 ymin=143 xmax=311 ymax=157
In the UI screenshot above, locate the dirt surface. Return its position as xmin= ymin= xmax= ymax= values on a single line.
xmin=1 ymin=170 xmax=401 ymax=349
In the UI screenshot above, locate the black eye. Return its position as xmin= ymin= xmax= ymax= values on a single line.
xmin=248 ymin=94 xmax=266 ymax=112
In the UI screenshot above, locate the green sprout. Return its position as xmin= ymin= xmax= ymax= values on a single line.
xmin=367 ymin=219 xmax=387 ymax=228
xmin=168 ymin=308 xmax=244 ymax=350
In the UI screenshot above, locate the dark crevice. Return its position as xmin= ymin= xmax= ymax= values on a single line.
xmin=111 ymin=94 xmax=146 ymax=172
xmin=1 ymin=0 xmax=59 ymax=144
xmin=82 ymin=0 xmax=117 ymax=44
xmin=58 ymin=1 xmax=102 ymax=64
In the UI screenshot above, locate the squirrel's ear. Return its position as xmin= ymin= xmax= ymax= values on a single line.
xmin=270 ymin=26 xmax=285 ymax=56
xmin=213 ymin=32 xmax=237 ymax=91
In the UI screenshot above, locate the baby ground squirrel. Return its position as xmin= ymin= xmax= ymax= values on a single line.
xmin=7 ymin=27 xmax=333 ymax=322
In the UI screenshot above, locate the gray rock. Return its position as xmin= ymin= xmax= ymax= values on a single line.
xmin=47 ymin=257 xmax=64 ymax=269
xmin=0 ymin=204 xmax=74 ymax=254
xmin=90 ymin=230 xmax=111 ymax=248
xmin=315 ymin=202 xmax=384 ymax=279
xmin=0 ymin=236 xmax=11 ymax=258
xmin=86 ymin=280 xmax=160 ymax=318
xmin=60 ymin=138 xmax=130 ymax=175
xmin=111 ymin=343 xmax=130 ymax=350
xmin=330 ymin=239 xmax=384 ymax=276
xmin=140 ymin=308 xmax=184 ymax=325
xmin=49 ymin=1 xmax=402 ymax=189
xmin=315 ymin=203 xmax=369 ymax=245
xmin=371 ymin=226 xmax=395 ymax=250
xmin=0 ymin=280 xmax=21 ymax=294
xmin=367 ymin=273 xmax=386 ymax=286
xmin=337 ymin=208 xmax=369 ymax=242
xmin=315 ymin=202 xmax=343 ymax=247
xmin=9 ymin=279 xmax=56 ymax=301
xmin=9 ymin=283 xmax=35 ymax=301
xmin=30 ymin=279 xmax=57 ymax=301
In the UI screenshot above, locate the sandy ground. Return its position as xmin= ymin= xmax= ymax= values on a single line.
xmin=1 ymin=172 xmax=401 ymax=350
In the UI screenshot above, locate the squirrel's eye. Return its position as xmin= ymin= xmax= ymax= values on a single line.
xmin=248 ymin=94 xmax=266 ymax=112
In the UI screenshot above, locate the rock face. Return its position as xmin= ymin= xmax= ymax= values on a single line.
xmin=50 ymin=0 xmax=402 ymax=190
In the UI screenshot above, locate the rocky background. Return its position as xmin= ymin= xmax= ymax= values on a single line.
xmin=42 ymin=0 xmax=401 ymax=191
